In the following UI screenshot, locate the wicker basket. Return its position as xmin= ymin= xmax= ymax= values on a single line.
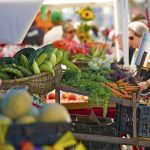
xmin=0 ymin=64 xmax=62 ymax=95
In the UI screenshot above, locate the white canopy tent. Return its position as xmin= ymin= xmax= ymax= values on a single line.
xmin=43 ymin=0 xmax=113 ymax=7
xmin=0 ymin=0 xmax=43 ymax=44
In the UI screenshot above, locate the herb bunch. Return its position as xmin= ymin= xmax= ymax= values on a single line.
xmin=61 ymin=69 xmax=112 ymax=117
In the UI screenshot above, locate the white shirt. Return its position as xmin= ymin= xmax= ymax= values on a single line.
xmin=43 ymin=25 xmax=80 ymax=45
xmin=43 ymin=25 xmax=63 ymax=45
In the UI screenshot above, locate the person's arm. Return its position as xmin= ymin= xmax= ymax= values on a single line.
xmin=138 ymin=78 xmax=150 ymax=91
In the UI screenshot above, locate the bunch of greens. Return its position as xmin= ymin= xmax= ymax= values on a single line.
xmin=61 ymin=69 xmax=112 ymax=117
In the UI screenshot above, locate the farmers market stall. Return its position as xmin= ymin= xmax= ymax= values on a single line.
xmin=0 ymin=0 xmax=150 ymax=149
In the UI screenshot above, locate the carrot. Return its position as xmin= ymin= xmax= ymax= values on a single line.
xmin=105 ymin=82 xmax=118 ymax=89
xmin=120 ymin=89 xmax=128 ymax=95
xmin=111 ymin=88 xmax=124 ymax=97
xmin=121 ymin=95 xmax=133 ymax=100
xmin=117 ymin=78 xmax=125 ymax=85
xmin=119 ymin=82 xmax=129 ymax=86
xmin=112 ymin=93 xmax=122 ymax=98
xmin=125 ymin=91 xmax=132 ymax=94
xmin=100 ymin=83 xmax=111 ymax=89
xmin=124 ymin=87 xmax=138 ymax=91
xmin=123 ymin=85 xmax=140 ymax=88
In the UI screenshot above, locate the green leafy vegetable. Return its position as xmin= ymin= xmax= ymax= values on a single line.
xmin=61 ymin=69 xmax=112 ymax=117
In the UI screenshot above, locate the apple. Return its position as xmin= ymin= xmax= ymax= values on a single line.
xmin=68 ymin=94 xmax=77 ymax=101
xmin=47 ymin=93 xmax=55 ymax=100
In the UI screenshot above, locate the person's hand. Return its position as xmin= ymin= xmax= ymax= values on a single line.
xmin=138 ymin=81 xmax=148 ymax=91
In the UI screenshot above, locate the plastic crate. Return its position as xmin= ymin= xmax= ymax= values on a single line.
xmin=115 ymin=104 xmax=134 ymax=135
xmin=138 ymin=105 xmax=150 ymax=138
xmin=6 ymin=122 xmax=70 ymax=149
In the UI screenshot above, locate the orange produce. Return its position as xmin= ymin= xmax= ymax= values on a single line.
xmin=68 ymin=94 xmax=77 ymax=101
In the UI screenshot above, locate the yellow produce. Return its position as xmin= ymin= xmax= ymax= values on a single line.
xmin=16 ymin=115 xmax=36 ymax=124
xmin=1 ymin=90 xmax=32 ymax=120
xmin=0 ymin=114 xmax=12 ymax=124
xmin=39 ymin=103 xmax=71 ymax=123
xmin=0 ymin=144 xmax=15 ymax=150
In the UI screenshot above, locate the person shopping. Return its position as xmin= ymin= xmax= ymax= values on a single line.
xmin=138 ymin=78 xmax=150 ymax=91
xmin=128 ymin=21 xmax=149 ymax=69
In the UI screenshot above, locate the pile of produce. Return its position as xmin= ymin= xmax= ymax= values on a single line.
xmin=0 ymin=44 xmax=80 ymax=80
xmin=45 ymin=91 xmax=88 ymax=103
xmin=53 ymin=39 xmax=89 ymax=55
xmin=61 ymin=68 xmax=112 ymax=117
xmin=0 ymin=90 xmax=87 ymax=150
xmin=102 ymin=79 xmax=140 ymax=100
xmin=0 ymin=90 xmax=71 ymax=149
xmin=0 ymin=89 xmax=71 ymax=124
xmin=0 ymin=132 xmax=86 ymax=150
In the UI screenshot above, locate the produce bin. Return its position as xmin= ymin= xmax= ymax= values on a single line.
xmin=0 ymin=64 xmax=62 ymax=96
xmin=6 ymin=122 xmax=70 ymax=149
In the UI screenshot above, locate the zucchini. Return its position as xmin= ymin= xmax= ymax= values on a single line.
xmin=14 ymin=47 xmax=36 ymax=65
xmin=36 ymin=44 xmax=54 ymax=57
xmin=0 ymin=71 xmax=11 ymax=80
xmin=17 ymin=66 xmax=33 ymax=77
xmin=0 ymin=57 xmax=16 ymax=65
xmin=19 ymin=54 xmax=30 ymax=69
xmin=2 ymin=68 xmax=24 ymax=78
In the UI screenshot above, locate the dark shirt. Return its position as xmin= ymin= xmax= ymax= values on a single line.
xmin=118 ymin=46 xmax=135 ymax=65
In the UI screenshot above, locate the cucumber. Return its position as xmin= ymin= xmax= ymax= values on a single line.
xmin=36 ymin=44 xmax=54 ymax=57
xmin=36 ymin=52 xmax=48 ymax=66
xmin=2 ymin=68 xmax=24 ymax=78
xmin=19 ymin=54 xmax=30 ymax=69
xmin=14 ymin=47 xmax=36 ymax=64
xmin=62 ymin=50 xmax=71 ymax=60
xmin=0 ymin=57 xmax=16 ymax=65
xmin=17 ymin=66 xmax=33 ymax=77
xmin=0 ymin=71 xmax=11 ymax=80
xmin=61 ymin=59 xmax=80 ymax=72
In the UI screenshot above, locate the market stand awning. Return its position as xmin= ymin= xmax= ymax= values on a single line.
xmin=0 ymin=0 xmax=43 ymax=44
xmin=43 ymin=0 xmax=113 ymax=5
xmin=43 ymin=0 xmax=113 ymax=8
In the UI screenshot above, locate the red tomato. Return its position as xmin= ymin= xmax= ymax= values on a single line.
xmin=68 ymin=94 xmax=77 ymax=101
xmin=48 ymin=93 xmax=55 ymax=99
